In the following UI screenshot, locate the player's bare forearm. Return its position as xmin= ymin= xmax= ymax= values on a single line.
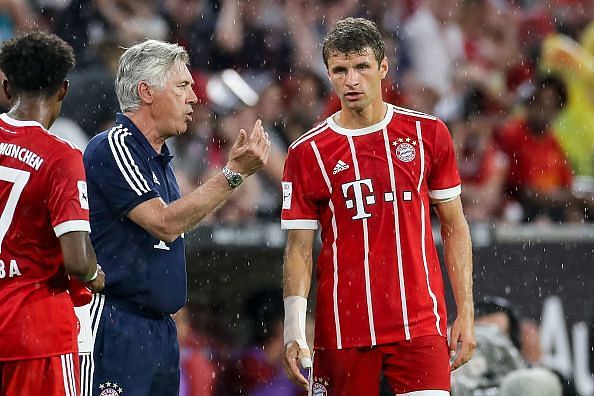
xmin=282 ymin=229 xmax=315 ymax=389
xmin=435 ymin=198 xmax=473 ymax=316
xmin=435 ymin=197 xmax=476 ymax=369
xmin=283 ymin=229 xmax=315 ymax=298
xmin=60 ymin=231 xmax=100 ymax=282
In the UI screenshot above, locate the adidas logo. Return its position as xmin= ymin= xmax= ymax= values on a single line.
xmin=332 ymin=160 xmax=349 ymax=175
xmin=152 ymin=172 xmax=160 ymax=185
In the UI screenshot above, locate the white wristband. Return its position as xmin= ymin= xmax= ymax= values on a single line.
xmin=283 ymin=295 xmax=308 ymax=350
xmin=85 ymin=267 xmax=98 ymax=283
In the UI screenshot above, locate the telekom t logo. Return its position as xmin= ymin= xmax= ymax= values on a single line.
xmin=341 ymin=178 xmax=376 ymax=220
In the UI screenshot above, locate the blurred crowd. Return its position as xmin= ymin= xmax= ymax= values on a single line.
xmin=2 ymin=1 xmax=594 ymax=395
xmin=1 ymin=0 xmax=594 ymax=225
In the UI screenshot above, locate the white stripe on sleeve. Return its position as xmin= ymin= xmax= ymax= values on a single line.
xmin=107 ymin=127 xmax=146 ymax=196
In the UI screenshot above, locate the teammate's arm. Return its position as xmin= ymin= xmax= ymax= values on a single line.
xmin=59 ymin=231 xmax=105 ymax=292
xmin=282 ymin=228 xmax=315 ymax=390
xmin=433 ymin=196 xmax=475 ymax=370
xmin=128 ymin=120 xmax=270 ymax=242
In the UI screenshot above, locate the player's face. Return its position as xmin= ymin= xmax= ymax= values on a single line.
xmin=327 ymin=47 xmax=387 ymax=112
xmin=152 ymin=62 xmax=198 ymax=138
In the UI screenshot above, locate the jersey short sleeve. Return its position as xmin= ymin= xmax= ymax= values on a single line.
xmin=47 ymin=148 xmax=91 ymax=237
xmin=84 ymin=129 xmax=159 ymax=216
xmin=281 ymin=146 xmax=319 ymax=230
xmin=427 ymin=119 xmax=462 ymax=201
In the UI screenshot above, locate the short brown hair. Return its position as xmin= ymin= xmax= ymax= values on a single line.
xmin=322 ymin=17 xmax=385 ymax=68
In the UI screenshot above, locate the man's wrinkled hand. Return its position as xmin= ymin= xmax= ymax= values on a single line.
xmin=227 ymin=119 xmax=271 ymax=177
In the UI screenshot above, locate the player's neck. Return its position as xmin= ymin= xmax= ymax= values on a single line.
xmin=125 ymin=111 xmax=165 ymax=154
xmin=7 ymin=98 xmax=56 ymax=129
xmin=336 ymin=101 xmax=387 ymax=130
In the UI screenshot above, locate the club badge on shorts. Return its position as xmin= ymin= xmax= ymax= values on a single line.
xmin=311 ymin=377 xmax=329 ymax=396
xmin=393 ymin=137 xmax=417 ymax=163
xmin=98 ymin=382 xmax=123 ymax=396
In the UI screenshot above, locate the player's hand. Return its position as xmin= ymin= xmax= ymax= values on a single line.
xmin=449 ymin=313 xmax=476 ymax=370
xmin=86 ymin=265 xmax=105 ymax=293
xmin=226 ymin=119 xmax=270 ymax=177
xmin=282 ymin=340 xmax=311 ymax=390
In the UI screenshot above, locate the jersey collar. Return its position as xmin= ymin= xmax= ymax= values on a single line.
xmin=0 ymin=113 xmax=48 ymax=131
xmin=115 ymin=113 xmax=174 ymax=162
xmin=326 ymin=103 xmax=393 ymax=136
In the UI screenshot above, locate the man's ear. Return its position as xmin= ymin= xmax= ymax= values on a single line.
xmin=380 ymin=57 xmax=389 ymax=80
xmin=138 ymin=82 xmax=154 ymax=104
xmin=2 ymin=79 xmax=12 ymax=101
xmin=57 ymin=80 xmax=69 ymax=102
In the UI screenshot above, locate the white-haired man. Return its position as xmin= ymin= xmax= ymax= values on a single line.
xmin=82 ymin=39 xmax=270 ymax=396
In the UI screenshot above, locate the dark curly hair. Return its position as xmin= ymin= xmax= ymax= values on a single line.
xmin=0 ymin=31 xmax=75 ymax=97
xmin=322 ymin=17 xmax=385 ymax=68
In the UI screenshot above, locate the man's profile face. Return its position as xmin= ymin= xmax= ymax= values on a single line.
xmin=326 ymin=47 xmax=387 ymax=112
xmin=151 ymin=61 xmax=197 ymax=138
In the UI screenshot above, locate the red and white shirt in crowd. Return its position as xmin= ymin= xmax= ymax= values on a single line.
xmin=0 ymin=113 xmax=90 ymax=361
xmin=281 ymin=104 xmax=461 ymax=350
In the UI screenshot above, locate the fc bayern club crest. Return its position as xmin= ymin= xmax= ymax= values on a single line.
xmin=98 ymin=382 xmax=123 ymax=396
xmin=311 ymin=378 xmax=329 ymax=396
xmin=393 ymin=137 xmax=417 ymax=162
xmin=312 ymin=381 xmax=328 ymax=396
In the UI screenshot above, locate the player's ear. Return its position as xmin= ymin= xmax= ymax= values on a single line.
xmin=380 ymin=57 xmax=388 ymax=80
xmin=2 ymin=79 xmax=12 ymax=101
xmin=57 ymin=80 xmax=69 ymax=102
xmin=138 ymin=81 xmax=154 ymax=105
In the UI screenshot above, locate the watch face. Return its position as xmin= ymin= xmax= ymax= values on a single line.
xmin=229 ymin=174 xmax=242 ymax=188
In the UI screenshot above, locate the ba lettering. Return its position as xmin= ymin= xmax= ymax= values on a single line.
xmin=0 ymin=259 xmax=22 ymax=278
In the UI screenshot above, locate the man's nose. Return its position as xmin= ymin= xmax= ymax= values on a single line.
xmin=188 ymin=86 xmax=198 ymax=104
xmin=345 ymin=69 xmax=359 ymax=87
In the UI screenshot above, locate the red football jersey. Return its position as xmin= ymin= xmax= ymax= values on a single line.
xmin=281 ymin=104 xmax=461 ymax=350
xmin=0 ymin=114 xmax=90 ymax=361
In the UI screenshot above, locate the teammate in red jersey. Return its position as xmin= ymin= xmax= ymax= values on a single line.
xmin=0 ymin=32 xmax=105 ymax=395
xmin=281 ymin=18 xmax=475 ymax=395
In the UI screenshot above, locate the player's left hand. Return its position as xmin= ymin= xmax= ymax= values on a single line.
xmin=282 ymin=340 xmax=311 ymax=390
xmin=449 ymin=313 xmax=476 ymax=370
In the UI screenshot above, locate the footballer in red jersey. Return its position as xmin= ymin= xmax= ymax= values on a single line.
xmin=0 ymin=32 xmax=104 ymax=396
xmin=281 ymin=18 xmax=475 ymax=396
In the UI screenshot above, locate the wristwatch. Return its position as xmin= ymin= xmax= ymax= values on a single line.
xmin=223 ymin=166 xmax=243 ymax=189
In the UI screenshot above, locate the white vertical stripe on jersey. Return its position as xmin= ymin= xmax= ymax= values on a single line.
xmin=108 ymin=127 xmax=144 ymax=196
xmin=68 ymin=353 xmax=78 ymax=396
xmin=80 ymin=354 xmax=92 ymax=396
xmin=381 ymin=128 xmax=411 ymax=340
xmin=346 ymin=136 xmax=377 ymax=346
xmin=310 ymin=141 xmax=343 ymax=349
xmin=61 ymin=354 xmax=72 ymax=396
xmin=81 ymin=293 xmax=105 ymax=396
xmin=90 ymin=294 xmax=105 ymax=339
xmin=118 ymin=131 xmax=151 ymax=192
xmin=415 ymin=121 xmax=443 ymax=336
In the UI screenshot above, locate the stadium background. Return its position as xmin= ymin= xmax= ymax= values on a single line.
xmin=1 ymin=0 xmax=593 ymax=395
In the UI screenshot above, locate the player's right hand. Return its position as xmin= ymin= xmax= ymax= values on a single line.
xmin=226 ymin=119 xmax=270 ymax=177
xmin=86 ymin=265 xmax=105 ymax=293
xmin=282 ymin=340 xmax=311 ymax=390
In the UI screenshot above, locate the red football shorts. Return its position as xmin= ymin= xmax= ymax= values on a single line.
xmin=310 ymin=335 xmax=450 ymax=395
xmin=0 ymin=353 xmax=80 ymax=396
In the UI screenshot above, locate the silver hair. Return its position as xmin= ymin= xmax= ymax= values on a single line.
xmin=115 ymin=39 xmax=189 ymax=112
